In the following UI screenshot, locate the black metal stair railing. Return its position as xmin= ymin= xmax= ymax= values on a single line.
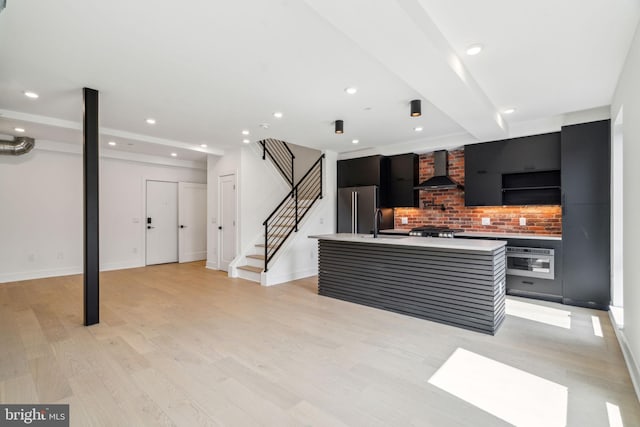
xmin=259 ymin=138 xmax=295 ymax=189
xmin=263 ymin=154 xmax=324 ymax=272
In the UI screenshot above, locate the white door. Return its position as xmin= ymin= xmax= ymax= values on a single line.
xmin=219 ymin=174 xmax=237 ymax=271
xmin=178 ymin=182 xmax=207 ymax=263
xmin=146 ymin=180 xmax=178 ymax=265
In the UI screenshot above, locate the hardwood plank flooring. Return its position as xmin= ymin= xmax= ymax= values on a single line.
xmin=0 ymin=261 xmax=638 ymax=426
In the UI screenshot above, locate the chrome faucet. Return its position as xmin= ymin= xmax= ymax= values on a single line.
xmin=373 ymin=208 xmax=383 ymax=238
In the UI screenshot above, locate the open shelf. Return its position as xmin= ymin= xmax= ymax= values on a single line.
xmin=501 ymin=170 xmax=560 ymax=205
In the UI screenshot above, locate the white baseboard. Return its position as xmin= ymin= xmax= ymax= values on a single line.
xmin=0 ymin=266 xmax=82 ymax=283
xmin=609 ymin=310 xmax=640 ymax=402
xmin=262 ymin=267 xmax=317 ymax=287
xmin=205 ymin=261 xmax=219 ymax=270
xmin=100 ymin=261 xmax=143 ymax=272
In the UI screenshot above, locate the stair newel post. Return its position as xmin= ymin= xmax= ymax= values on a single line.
xmin=294 ymin=187 xmax=299 ymax=232
xmin=264 ymin=222 xmax=268 ymax=272
xmin=291 ymin=158 xmax=295 ymax=195
xmin=261 ymin=141 xmax=266 ymax=161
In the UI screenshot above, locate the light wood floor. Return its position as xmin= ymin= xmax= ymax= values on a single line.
xmin=1 ymin=262 xmax=638 ymax=426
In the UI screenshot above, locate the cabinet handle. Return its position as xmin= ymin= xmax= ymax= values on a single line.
xmin=522 ymin=281 xmax=534 ymax=285
xmin=477 ymin=170 xmax=487 ymax=174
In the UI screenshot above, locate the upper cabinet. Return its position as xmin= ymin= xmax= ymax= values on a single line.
xmin=387 ymin=154 xmax=419 ymax=208
xmin=561 ymin=120 xmax=611 ymax=205
xmin=337 ymin=154 xmax=418 ymax=208
xmin=337 ymin=155 xmax=390 ymax=206
xmin=337 ymin=155 xmax=387 ymax=188
xmin=464 ymin=132 xmax=561 ymax=206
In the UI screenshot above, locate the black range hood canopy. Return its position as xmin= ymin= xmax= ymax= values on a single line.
xmin=414 ymin=150 xmax=464 ymax=191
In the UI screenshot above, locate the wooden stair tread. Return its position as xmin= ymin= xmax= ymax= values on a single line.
xmin=237 ymin=265 xmax=263 ymax=273
xmin=255 ymin=243 xmax=276 ymax=248
xmin=246 ymin=254 xmax=265 ymax=260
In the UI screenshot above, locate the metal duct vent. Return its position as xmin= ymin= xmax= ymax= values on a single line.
xmin=0 ymin=136 xmax=36 ymax=155
xmin=0 ymin=0 xmax=7 ymax=14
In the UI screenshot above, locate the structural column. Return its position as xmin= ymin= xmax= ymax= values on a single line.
xmin=83 ymin=87 xmax=99 ymax=326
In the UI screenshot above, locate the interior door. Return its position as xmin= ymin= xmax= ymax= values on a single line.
xmin=219 ymin=174 xmax=237 ymax=271
xmin=146 ymin=180 xmax=178 ymax=265
xmin=178 ymin=182 xmax=207 ymax=263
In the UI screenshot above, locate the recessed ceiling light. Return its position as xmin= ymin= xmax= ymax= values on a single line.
xmin=14 ymin=127 xmax=25 ymax=133
xmin=170 ymin=152 xmax=177 ymax=157
xmin=414 ymin=126 xmax=424 ymax=132
xmin=241 ymin=129 xmax=250 ymax=135
xmin=466 ymin=44 xmax=483 ymax=56
xmin=345 ymin=87 xmax=358 ymax=95
xmin=24 ymin=91 xmax=39 ymax=99
xmin=242 ymin=139 xmax=251 ymax=144
xmin=146 ymin=118 xmax=156 ymax=125
xmin=502 ymin=108 xmax=516 ymax=114
xmin=259 ymin=123 xmax=270 ymax=129
xmin=273 ymin=112 xmax=283 ymax=119
xmin=108 ymin=141 xmax=116 ymax=146
xmin=352 ymin=139 xmax=359 ymax=144
xmin=200 ymin=144 xmax=208 ymax=148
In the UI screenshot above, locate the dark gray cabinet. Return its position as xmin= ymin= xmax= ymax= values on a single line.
xmin=561 ymin=121 xmax=611 ymax=205
xmin=465 ymin=132 xmax=561 ymax=206
xmin=337 ymin=155 xmax=387 ymax=188
xmin=464 ymin=143 xmax=502 ymax=206
xmin=561 ymin=120 xmax=611 ymax=310
xmin=387 ymin=154 xmax=419 ymax=207
xmin=505 ymin=238 xmax=563 ymax=302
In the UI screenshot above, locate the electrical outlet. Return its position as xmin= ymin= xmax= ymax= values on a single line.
xmin=57 ymin=251 xmax=64 ymax=260
xmin=133 ymin=247 xmax=138 ymax=254
xmin=481 ymin=217 xmax=491 ymax=226
xmin=520 ymin=217 xmax=527 ymax=226
xmin=28 ymin=254 xmax=35 ymax=262
xmin=319 ymin=217 xmax=324 ymax=224
xmin=401 ymin=217 xmax=408 ymax=225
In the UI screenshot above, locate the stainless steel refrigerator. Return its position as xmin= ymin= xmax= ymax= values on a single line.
xmin=337 ymin=185 xmax=394 ymax=233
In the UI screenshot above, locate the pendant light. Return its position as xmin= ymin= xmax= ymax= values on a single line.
xmin=335 ymin=120 xmax=344 ymax=134
xmin=410 ymin=99 xmax=421 ymax=117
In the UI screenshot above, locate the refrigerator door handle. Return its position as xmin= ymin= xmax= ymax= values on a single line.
xmin=352 ymin=191 xmax=358 ymax=233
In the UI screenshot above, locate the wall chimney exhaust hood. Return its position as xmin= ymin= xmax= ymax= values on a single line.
xmin=414 ymin=150 xmax=464 ymax=191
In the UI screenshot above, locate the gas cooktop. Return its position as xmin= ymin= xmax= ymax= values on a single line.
xmin=409 ymin=225 xmax=463 ymax=238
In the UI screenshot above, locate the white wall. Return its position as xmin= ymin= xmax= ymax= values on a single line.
xmin=206 ymin=146 xmax=289 ymax=269
xmin=263 ymin=150 xmax=337 ymax=285
xmin=288 ymin=142 xmax=322 ymax=184
xmin=0 ymin=147 xmax=205 ymax=282
xmin=611 ymin=20 xmax=640 ymax=394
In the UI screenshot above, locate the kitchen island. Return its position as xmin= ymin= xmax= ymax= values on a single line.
xmin=310 ymin=234 xmax=507 ymax=335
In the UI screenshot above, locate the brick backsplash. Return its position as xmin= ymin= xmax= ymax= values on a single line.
xmin=393 ymin=149 xmax=562 ymax=235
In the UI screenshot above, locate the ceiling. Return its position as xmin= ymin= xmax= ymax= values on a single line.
xmin=0 ymin=0 xmax=638 ymax=161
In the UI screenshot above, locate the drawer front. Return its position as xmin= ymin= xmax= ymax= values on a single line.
xmin=506 ymin=275 xmax=561 ymax=297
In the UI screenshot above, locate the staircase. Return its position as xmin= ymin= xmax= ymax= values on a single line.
xmin=236 ymin=139 xmax=324 ymax=282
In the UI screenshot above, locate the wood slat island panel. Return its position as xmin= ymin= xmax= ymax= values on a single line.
xmin=313 ymin=235 xmax=506 ymax=335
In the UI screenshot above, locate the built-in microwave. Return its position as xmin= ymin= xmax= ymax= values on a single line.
xmin=506 ymin=247 xmax=555 ymax=280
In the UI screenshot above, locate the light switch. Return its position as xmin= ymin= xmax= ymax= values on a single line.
xmin=481 ymin=217 xmax=491 ymax=226
xmin=401 ymin=217 xmax=409 ymax=225
xmin=520 ymin=217 xmax=527 ymax=226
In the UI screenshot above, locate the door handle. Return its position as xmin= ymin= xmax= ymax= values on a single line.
xmin=147 ymin=226 xmax=155 ymax=229
xmin=218 ymin=226 xmax=222 ymax=230
xmin=180 ymin=225 xmax=187 ymax=229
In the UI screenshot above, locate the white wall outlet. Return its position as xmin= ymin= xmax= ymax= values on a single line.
xmin=481 ymin=217 xmax=491 ymax=226
xmin=28 ymin=253 xmax=35 ymax=262
xmin=57 ymin=251 xmax=64 ymax=260
xmin=132 ymin=247 xmax=138 ymax=254
xmin=401 ymin=217 xmax=409 ymax=225
xmin=520 ymin=217 xmax=527 ymax=226
xmin=319 ymin=217 xmax=324 ymax=224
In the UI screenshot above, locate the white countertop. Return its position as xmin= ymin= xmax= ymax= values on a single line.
xmin=309 ymin=233 xmax=507 ymax=252
xmin=457 ymin=231 xmax=562 ymax=241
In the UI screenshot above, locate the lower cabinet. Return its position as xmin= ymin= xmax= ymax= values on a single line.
xmin=505 ymin=238 xmax=563 ymax=303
